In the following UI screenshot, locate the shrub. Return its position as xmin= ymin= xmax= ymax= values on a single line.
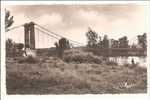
xmin=106 ymin=60 xmax=118 ymax=65
xmin=63 ymin=49 xmax=102 ymax=64
xmin=18 ymin=56 xmax=39 ymax=63
xmin=15 ymin=43 xmax=24 ymax=50
xmin=6 ymin=39 xmax=24 ymax=57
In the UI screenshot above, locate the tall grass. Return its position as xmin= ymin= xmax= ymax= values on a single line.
xmin=18 ymin=55 xmax=39 ymax=63
xmin=63 ymin=49 xmax=102 ymax=64
xmin=6 ymin=49 xmax=147 ymax=94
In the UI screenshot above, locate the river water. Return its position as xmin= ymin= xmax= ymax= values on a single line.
xmin=109 ymin=56 xmax=147 ymax=68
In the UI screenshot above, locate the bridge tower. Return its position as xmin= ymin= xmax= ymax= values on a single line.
xmin=24 ymin=22 xmax=35 ymax=49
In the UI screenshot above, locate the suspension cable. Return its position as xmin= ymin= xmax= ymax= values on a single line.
xmin=6 ymin=24 xmax=24 ymax=32
xmin=35 ymin=27 xmax=81 ymax=46
xmin=34 ymin=23 xmax=84 ymax=46
xmin=35 ymin=27 xmax=60 ymax=40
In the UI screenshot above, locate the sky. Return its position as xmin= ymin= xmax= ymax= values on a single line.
xmin=5 ymin=4 xmax=149 ymax=48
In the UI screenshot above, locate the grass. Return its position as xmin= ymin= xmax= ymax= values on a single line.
xmin=6 ymin=49 xmax=147 ymax=94
xmin=63 ymin=49 xmax=102 ymax=64
xmin=18 ymin=55 xmax=39 ymax=63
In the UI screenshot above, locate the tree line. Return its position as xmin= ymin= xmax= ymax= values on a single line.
xmin=86 ymin=27 xmax=147 ymax=50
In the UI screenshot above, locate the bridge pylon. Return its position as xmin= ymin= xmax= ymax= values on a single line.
xmin=24 ymin=22 xmax=35 ymax=49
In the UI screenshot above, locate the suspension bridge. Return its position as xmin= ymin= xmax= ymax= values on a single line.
xmin=6 ymin=21 xmax=85 ymax=49
xmin=6 ymin=21 xmax=146 ymax=56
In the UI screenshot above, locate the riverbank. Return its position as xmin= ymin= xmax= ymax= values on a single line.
xmin=6 ymin=55 xmax=147 ymax=94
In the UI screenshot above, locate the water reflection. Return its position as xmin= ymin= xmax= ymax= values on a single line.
xmin=109 ymin=56 xmax=147 ymax=67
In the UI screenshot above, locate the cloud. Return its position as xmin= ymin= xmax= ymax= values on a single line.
xmin=12 ymin=12 xmax=64 ymax=26
xmin=35 ymin=13 xmax=64 ymax=27
xmin=78 ymin=10 xmax=102 ymax=21
xmin=13 ymin=13 xmax=31 ymax=26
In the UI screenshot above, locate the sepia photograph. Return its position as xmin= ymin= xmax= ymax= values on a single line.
xmin=1 ymin=1 xmax=149 ymax=96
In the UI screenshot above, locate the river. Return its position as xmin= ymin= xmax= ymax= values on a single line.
xmin=109 ymin=56 xmax=147 ymax=68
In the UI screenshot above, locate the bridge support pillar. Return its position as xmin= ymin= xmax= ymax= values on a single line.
xmin=24 ymin=22 xmax=35 ymax=49
xmin=24 ymin=23 xmax=30 ymax=49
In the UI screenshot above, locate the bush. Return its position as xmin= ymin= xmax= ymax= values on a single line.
xmin=6 ymin=39 xmax=24 ymax=57
xmin=106 ymin=60 xmax=118 ymax=65
xmin=63 ymin=49 xmax=102 ymax=64
xmin=18 ymin=56 xmax=39 ymax=63
xmin=15 ymin=43 xmax=24 ymax=50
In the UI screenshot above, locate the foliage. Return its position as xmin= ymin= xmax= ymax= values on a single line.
xmin=105 ymin=60 xmax=118 ymax=65
xmin=6 ymin=38 xmax=14 ymax=51
xmin=54 ymin=37 xmax=70 ymax=58
xmin=18 ymin=56 xmax=39 ymax=63
xmin=86 ymin=27 xmax=98 ymax=48
xmin=102 ymin=35 xmax=109 ymax=48
xmin=138 ymin=33 xmax=147 ymax=50
xmin=6 ymin=39 xmax=24 ymax=51
xmin=118 ymin=36 xmax=129 ymax=48
xmin=5 ymin=9 xmax=14 ymax=30
xmin=97 ymin=36 xmax=102 ymax=48
xmin=58 ymin=37 xmax=70 ymax=49
xmin=6 ymin=39 xmax=24 ymax=57
xmin=110 ymin=39 xmax=119 ymax=48
xmin=63 ymin=49 xmax=102 ymax=64
xmin=15 ymin=43 xmax=24 ymax=50
xmin=97 ymin=35 xmax=110 ymax=49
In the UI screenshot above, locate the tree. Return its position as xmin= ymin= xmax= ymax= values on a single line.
xmin=6 ymin=38 xmax=14 ymax=51
xmin=102 ymin=35 xmax=109 ymax=48
xmin=118 ymin=36 xmax=129 ymax=55
xmin=6 ymin=39 xmax=17 ymax=57
xmin=118 ymin=36 xmax=129 ymax=48
xmin=138 ymin=33 xmax=147 ymax=50
xmin=111 ymin=39 xmax=119 ymax=48
xmin=58 ymin=38 xmax=70 ymax=50
xmin=97 ymin=36 xmax=103 ymax=48
xmin=143 ymin=33 xmax=147 ymax=50
xmin=5 ymin=9 xmax=14 ymax=31
xmin=54 ymin=37 xmax=70 ymax=58
xmin=86 ymin=27 xmax=98 ymax=47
